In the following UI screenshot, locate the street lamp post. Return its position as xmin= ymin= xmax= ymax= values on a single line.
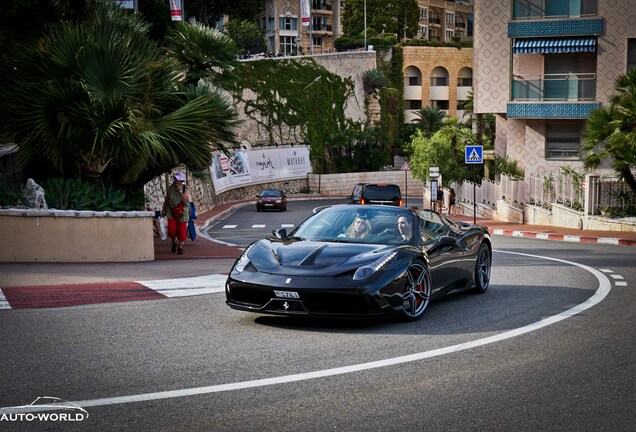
xmin=364 ymin=0 xmax=367 ymax=50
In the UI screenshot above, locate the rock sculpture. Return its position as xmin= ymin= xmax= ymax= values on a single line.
xmin=22 ymin=178 xmax=48 ymax=209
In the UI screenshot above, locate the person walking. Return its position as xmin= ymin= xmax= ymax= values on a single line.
xmin=162 ymin=171 xmax=190 ymax=255
xmin=448 ymin=188 xmax=456 ymax=216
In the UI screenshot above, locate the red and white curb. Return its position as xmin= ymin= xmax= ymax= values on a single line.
xmin=490 ymin=229 xmax=636 ymax=246
xmin=0 ymin=274 xmax=227 ymax=310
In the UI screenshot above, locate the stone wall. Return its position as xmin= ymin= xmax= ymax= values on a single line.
xmin=0 ymin=209 xmax=154 ymax=262
xmin=234 ymin=51 xmax=377 ymax=147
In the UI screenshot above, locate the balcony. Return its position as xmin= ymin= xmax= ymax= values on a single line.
xmin=512 ymin=73 xmax=596 ymax=101
xmin=513 ymin=0 xmax=597 ymax=20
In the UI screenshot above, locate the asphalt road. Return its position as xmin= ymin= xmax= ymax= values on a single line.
xmin=0 ymin=204 xmax=634 ymax=431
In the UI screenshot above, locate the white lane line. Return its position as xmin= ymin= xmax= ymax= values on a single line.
xmin=281 ymin=224 xmax=294 ymax=228
xmin=600 ymin=269 xmax=613 ymax=273
xmin=610 ymin=274 xmax=624 ymax=280
xmin=615 ymin=281 xmax=627 ymax=287
xmin=136 ymin=275 xmax=226 ymax=297
xmin=71 ymin=251 xmax=612 ymax=410
xmin=251 ymin=224 xmax=266 ymax=228
xmin=0 ymin=289 xmax=10 ymax=310
xmin=222 ymin=225 xmax=237 ymax=229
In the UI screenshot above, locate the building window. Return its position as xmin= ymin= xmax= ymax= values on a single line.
xmin=405 ymin=100 xmax=422 ymax=110
xmin=445 ymin=11 xmax=455 ymax=26
xmin=546 ymin=121 xmax=583 ymax=160
xmin=279 ymin=16 xmax=298 ymax=31
xmin=431 ymin=100 xmax=449 ymax=110
xmin=313 ymin=36 xmax=323 ymax=48
xmin=457 ymin=100 xmax=468 ymax=110
xmin=268 ymin=18 xmax=275 ymax=32
xmin=419 ymin=24 xmax=428 ymax=37
xmin=419 ymin=7 xmax=428 ymax=20
xmin=279 ymin=36 xmax=296 ymax=55
xmin=628 ymin=38 xmax=636 ymax=72
xmin=445 ymin=29 xmax=455 ymax=40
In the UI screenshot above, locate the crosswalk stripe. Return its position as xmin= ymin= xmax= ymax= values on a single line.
xmin=135 ymin=274 xmax=227 ymax=297
xmin=222 ymin=225 xmax=237 ymax=229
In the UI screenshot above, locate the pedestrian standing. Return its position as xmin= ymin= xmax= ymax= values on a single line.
xmin=162 ymin=171 xmax=190 ymax=255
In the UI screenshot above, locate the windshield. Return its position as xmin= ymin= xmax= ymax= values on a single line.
xmin=261 ymin=190 xmax=282 ymax=197
xmin=290 ymin=206 xmax=416 ymax=245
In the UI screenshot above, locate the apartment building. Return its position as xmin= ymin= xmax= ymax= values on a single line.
xmin=416 ymin=0 xmax=473 ymax=42
xmin=403 ymin=46 xmax=473 ymax=122
xmin=474 ymin=0 xmax=636 ymax=176
xmin=256 ymin=0 xmax=342 ymax=55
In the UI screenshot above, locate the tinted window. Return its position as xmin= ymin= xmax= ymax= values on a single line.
xmin=363 ymin=185 xmax=401 ymax=201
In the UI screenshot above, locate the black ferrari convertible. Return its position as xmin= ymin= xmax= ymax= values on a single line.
xmin=225 ymin=205 xmax=491 ymax=321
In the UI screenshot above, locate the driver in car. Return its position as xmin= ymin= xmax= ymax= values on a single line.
xmin=397 ymin=215 xmax=413 ymax=241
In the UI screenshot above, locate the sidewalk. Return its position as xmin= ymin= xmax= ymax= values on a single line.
xmin=1 ymin=198 xmax=635 ymax=309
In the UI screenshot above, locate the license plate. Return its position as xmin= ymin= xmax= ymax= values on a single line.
xmin=274 ymin=290 xmax=300 ymax=299
xmin=265 ymin=203 xmax=273 ymax=206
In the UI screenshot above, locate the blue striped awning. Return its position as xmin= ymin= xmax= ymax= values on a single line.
xmin=513 ymin=37 xmax=596 ymax=54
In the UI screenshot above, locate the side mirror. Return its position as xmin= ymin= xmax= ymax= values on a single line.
xmin=272 ymin=228 xmax=287 ymax=239
xmin=436 ymin=235 xmax=458 ymax=248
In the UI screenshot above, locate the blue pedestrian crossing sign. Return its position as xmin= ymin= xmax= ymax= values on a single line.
xmin=465 ymin=145 xmax=483 ymax=164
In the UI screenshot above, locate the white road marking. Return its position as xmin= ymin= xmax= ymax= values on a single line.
xmin=251 ymin=224 xmax=266 ymax=228
xmin=136 ymin=275 xmax=226 ymax=297
xmin=71 ymin=251 xmax=612 ymax=410
xmin=281 ymin=224 xmax=294 ymax=228
xmin=222 ymin=225 xmax=237 ymax=229
xmin=615 ymin=281 xmax=627 ymax=287
xmin=600 ymin=269 xmax=613 ymax=273
xmin=0 ymin=290 xmax=9 ymax=310
xmin=610 ymin=274 xmax=624 ymax=280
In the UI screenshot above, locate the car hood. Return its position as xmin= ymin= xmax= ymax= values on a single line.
xmin=246 ymin=238 xmax=398 ymax=276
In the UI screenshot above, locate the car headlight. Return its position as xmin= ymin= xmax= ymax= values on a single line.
xmin=275 ymin=199 xmax=282 ymax=203
xmin=353 ymin=252 xmax=397 ymax=280
xmin=233 ymin=244 xmax=255 ymax=273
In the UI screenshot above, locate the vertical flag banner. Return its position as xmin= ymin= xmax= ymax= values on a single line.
xmin=300 ymin=0 xmax=310 ymax=26
xmin=170 ymin=0 xmax=183 ymax=21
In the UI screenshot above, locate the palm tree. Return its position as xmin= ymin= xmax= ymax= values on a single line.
xmin=0 ymin=0 xmax=239 ymax=190
xmin=584 ymin=69 xmax=636 ymax=195
xmin=414 ymin=106 xmax=446 ymax=137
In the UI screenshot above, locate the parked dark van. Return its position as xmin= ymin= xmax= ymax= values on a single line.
xmin=349 ymin=183 xmax=402 ymax=206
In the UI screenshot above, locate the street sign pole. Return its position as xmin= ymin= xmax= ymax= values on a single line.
xmin=405 ymin=169 xmax=408 ymax=208
xmin=465 ymin=146 xmax=483 ymax=226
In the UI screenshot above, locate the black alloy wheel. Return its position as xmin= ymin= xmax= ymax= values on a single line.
xmin=400 ymin=261 xmax=432 ymax=321
xmin=472 ymin=243 xmax=491 ymax=293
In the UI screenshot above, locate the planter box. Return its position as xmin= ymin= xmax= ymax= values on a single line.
xmin=0 ymin=209 xmax=155 ymax=262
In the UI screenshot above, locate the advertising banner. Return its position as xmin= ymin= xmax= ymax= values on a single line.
xmin=300 ymin=0 xmax=310 ymax=26
xmin=210 ymin=147 xmax=311 ymax=193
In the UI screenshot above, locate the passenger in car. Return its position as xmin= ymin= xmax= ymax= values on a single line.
xmin=343 ymin=215 xmax=372 ymax=239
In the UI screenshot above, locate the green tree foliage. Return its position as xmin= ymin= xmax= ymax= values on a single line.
xmin=166 ymin=21 xmax=239 ymax=87
xmin=0 ymin=0 xmax=240 ymax=191
xmin=584 ymin=69 xmax=636 ymax=195
xmin=225 ymin=19 xmax=266 ymax=55
xmin=185 ymin=0 xmax=263 ymax=24
xmin=409 ymin=122 xmax=477 ymax=185
xmin=343 ymin=0 xmax=419 ymax=41
xmin=414 ymin=106 xmax=446 ymax=137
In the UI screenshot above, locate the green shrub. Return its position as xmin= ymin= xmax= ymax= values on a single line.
xmin=41 ymin=178 xmax=140 ymax=211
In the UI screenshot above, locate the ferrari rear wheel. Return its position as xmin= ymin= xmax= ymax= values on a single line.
xmin=472 ymin=243 xmax=491 ymax=293
xmin=400 ymin=261 xmax=431 ymax=321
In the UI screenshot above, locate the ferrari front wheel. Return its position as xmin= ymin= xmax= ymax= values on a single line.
xmin=400 ymin=261 xmax=431 ymax=321
xmin=472 ymin=243 xmax=491 ymax=294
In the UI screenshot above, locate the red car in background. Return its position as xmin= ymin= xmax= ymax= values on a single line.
xmin=256 ymin=189 xmax=287 ymax=212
